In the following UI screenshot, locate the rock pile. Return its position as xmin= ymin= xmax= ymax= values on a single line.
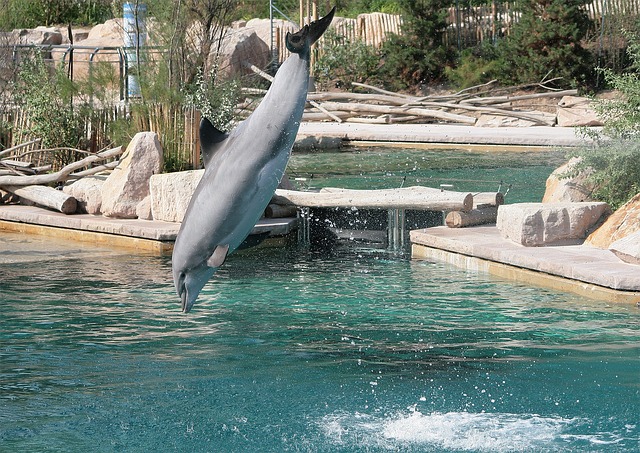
xmin=64 ymin=132 xmax=162 ymax=219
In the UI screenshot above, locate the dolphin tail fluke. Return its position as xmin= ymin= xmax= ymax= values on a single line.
xmin=308 ymin=6 xmax=336 ymax=45
xmin=286 ymin=6 xmax=336 ymax=53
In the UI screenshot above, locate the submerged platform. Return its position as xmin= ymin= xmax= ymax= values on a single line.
xmin=411 ymin=225 xmax=640 ymax=304
xmin=0 ymin=205 xmax=297 ymax=254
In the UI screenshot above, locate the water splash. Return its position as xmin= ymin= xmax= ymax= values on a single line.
xmin=319 ymin=409 xmax=625 ymax=452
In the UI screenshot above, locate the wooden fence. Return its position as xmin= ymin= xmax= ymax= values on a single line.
xmin=273 ymin=2 xmax=638 ymax=70
xmin=1 ymin=103 xmax=201 ymax=171
xmin=273 ymin=13 xmax=404 ymax=63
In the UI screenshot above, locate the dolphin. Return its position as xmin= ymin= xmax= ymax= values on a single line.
xmin=172 ymin=7 xmax=336 ymax=312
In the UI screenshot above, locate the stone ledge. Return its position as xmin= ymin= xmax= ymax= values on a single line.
xmin=410 ymin=225 xmax=640 ymax=296
xmin=496 ymin=202 xmax=610 ymax=246
xmin=0 ymin=205 xmax=297 ymax=252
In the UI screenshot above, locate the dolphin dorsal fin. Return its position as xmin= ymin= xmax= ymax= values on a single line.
xmin=200 ymin=117 xmax=229 ymax=168
xmin=207 ymin=244 xmax=229 ymax=268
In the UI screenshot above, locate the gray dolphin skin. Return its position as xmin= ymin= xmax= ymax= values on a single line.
xmin=172 ymin=7 xmax=336 ymax=312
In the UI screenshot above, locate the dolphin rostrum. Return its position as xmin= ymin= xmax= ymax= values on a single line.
xmin=172 ymin=7 xmax=336 ymax=312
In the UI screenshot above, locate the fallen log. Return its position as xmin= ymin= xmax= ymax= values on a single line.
xmin=473 ymin=192 xmax=504 ymax=208
xmin=0 ymin=146 xmax=122 ymax=186
xmin=460 ymin=89 xmax=578 ymax=105
xmin=302 ymin=111 xmax=351 ymax=121
xmin=445 ymin=206 xmax=498 ymax=228
xmin=317 ymin=101 xmax=477 ymax=125
xmin=68 ymin=161 xmax=120 ymax=179
xmin=274 ymin=186 xmax=474 ymax=211
xmin=0 ymin=139 xmax=42 ymax=159
xmin=5 ymin=184 xmax=77 ymax=214
xmin=265 ymin=203 xmax=298 ymax=218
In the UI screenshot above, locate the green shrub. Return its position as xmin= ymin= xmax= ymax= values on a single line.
xmin=182 ymin=65 xmax=241 ymax=133
xmin=567 ymin=140 xmax=640 ymax=210
xmin=445 ymin=45 xmax=500 ymax=90
xmin=568 ymin=30 xmax=640 ymax=209
xmin=590 ymin=32 xmax=640 ymax=140
xmin=314 ymin=28 xmax=380 ymax=90
xmin=0 ymin=0 xmax=112 ymax=29
xmin=377 ymin=0 xmax=453 ymax=90
xmin=496 ymin=0 xmax=594 ymax=88
xmin=14 ymin=53 xmax=83 ymax=151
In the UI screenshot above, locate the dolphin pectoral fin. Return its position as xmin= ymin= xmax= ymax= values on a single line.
xmin=200 ymin=117 xmax=229 ymax=168
xmin=207 ymin=244 xmax=230 ymax=268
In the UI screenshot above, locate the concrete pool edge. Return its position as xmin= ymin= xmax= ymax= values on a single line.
xmin=410 ymin=226 xmax=640 ymax=304
xmin=0 ymin=205 xmax=297 ymax=255
xmin=298 ymin=123 xmax=592 ymax=147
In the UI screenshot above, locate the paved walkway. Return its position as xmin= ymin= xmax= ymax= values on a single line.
xmin=298 ymin=122 xmax=592 ymax=147
xmin=411 ymin=225 xmax=640 ymax=303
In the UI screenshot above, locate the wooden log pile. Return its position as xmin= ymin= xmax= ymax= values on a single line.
xmin=0 ymin=142 xmax=123 ymax=214
xmin=445 ymin=191 xmax=504 ymax=228
xmin=299 ymin=80 xmax=575 ymax=126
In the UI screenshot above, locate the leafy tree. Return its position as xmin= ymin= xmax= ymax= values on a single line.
xmin=377 ymin=0 xmax=453 ymax=91
xmin=497 ymin=0 xmax=594 ymax=88
xmin=0 ymin=0 xmax=112 ymax=29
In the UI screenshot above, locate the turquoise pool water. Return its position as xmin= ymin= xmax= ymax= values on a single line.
xmin=1 ymin=147 xmax=638 ymax=451
xmin=287 ymin=146 xmax=567 ymax=203
xmin=1 ymin=233 xmax=638 ymax=452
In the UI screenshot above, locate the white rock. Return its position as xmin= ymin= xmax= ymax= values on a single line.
xmin=556 ymin=96 xmax=603 ymax=127
xmin=149 ymin=169 xmax=204 ymax=223
xmin=542 ymin=157 xmax=595 ymax=203
xmin=136 ymin=195 xmax=153 ymax=220
xmin=609 ymin=231 xmax=640 ymax=265
xmin=497 ymin=202 xmax=610 ymax=246
xmin=245 ymin=18 xmax=290 ymax=48
xmin=101 ymin=132 xmax=163 ymax=218
xmin=63 ymin=175 xmax=107 ymax=214
xmin=214 ymin=28 xmax=270 ymax=78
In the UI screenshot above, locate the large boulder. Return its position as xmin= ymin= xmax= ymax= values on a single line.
xmin=101 ymin=132 xmax=163 ymax=218
xmin=497 ymin=202 xmax=611 ymax=246
xmin=542 ymin=157 xmax=595 ymax=203
xmin=609 ymin=231 xmax=640 ymax=265
xmin=556 ymin=96 xmax=603 ymax=127
xmin=585 ymin=193 xmax=640 ymax=248
xmin=149 ymin=170 xmax=204 ymax=223
xmin=214 ymin=28 xmax=270 ymax=78
xmin=244 ymin=18 xmax=291 ymax=49
xmin=50 ymin=19 xmax=124 ymax=83
xmin=63 ymin=175 xmax=107 ymax=214
xmin=3 ymin=26 xmax=64 ymax=46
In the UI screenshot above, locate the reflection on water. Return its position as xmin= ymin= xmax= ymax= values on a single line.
xmin=1 ymin=230 xmax=639 ymax=452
